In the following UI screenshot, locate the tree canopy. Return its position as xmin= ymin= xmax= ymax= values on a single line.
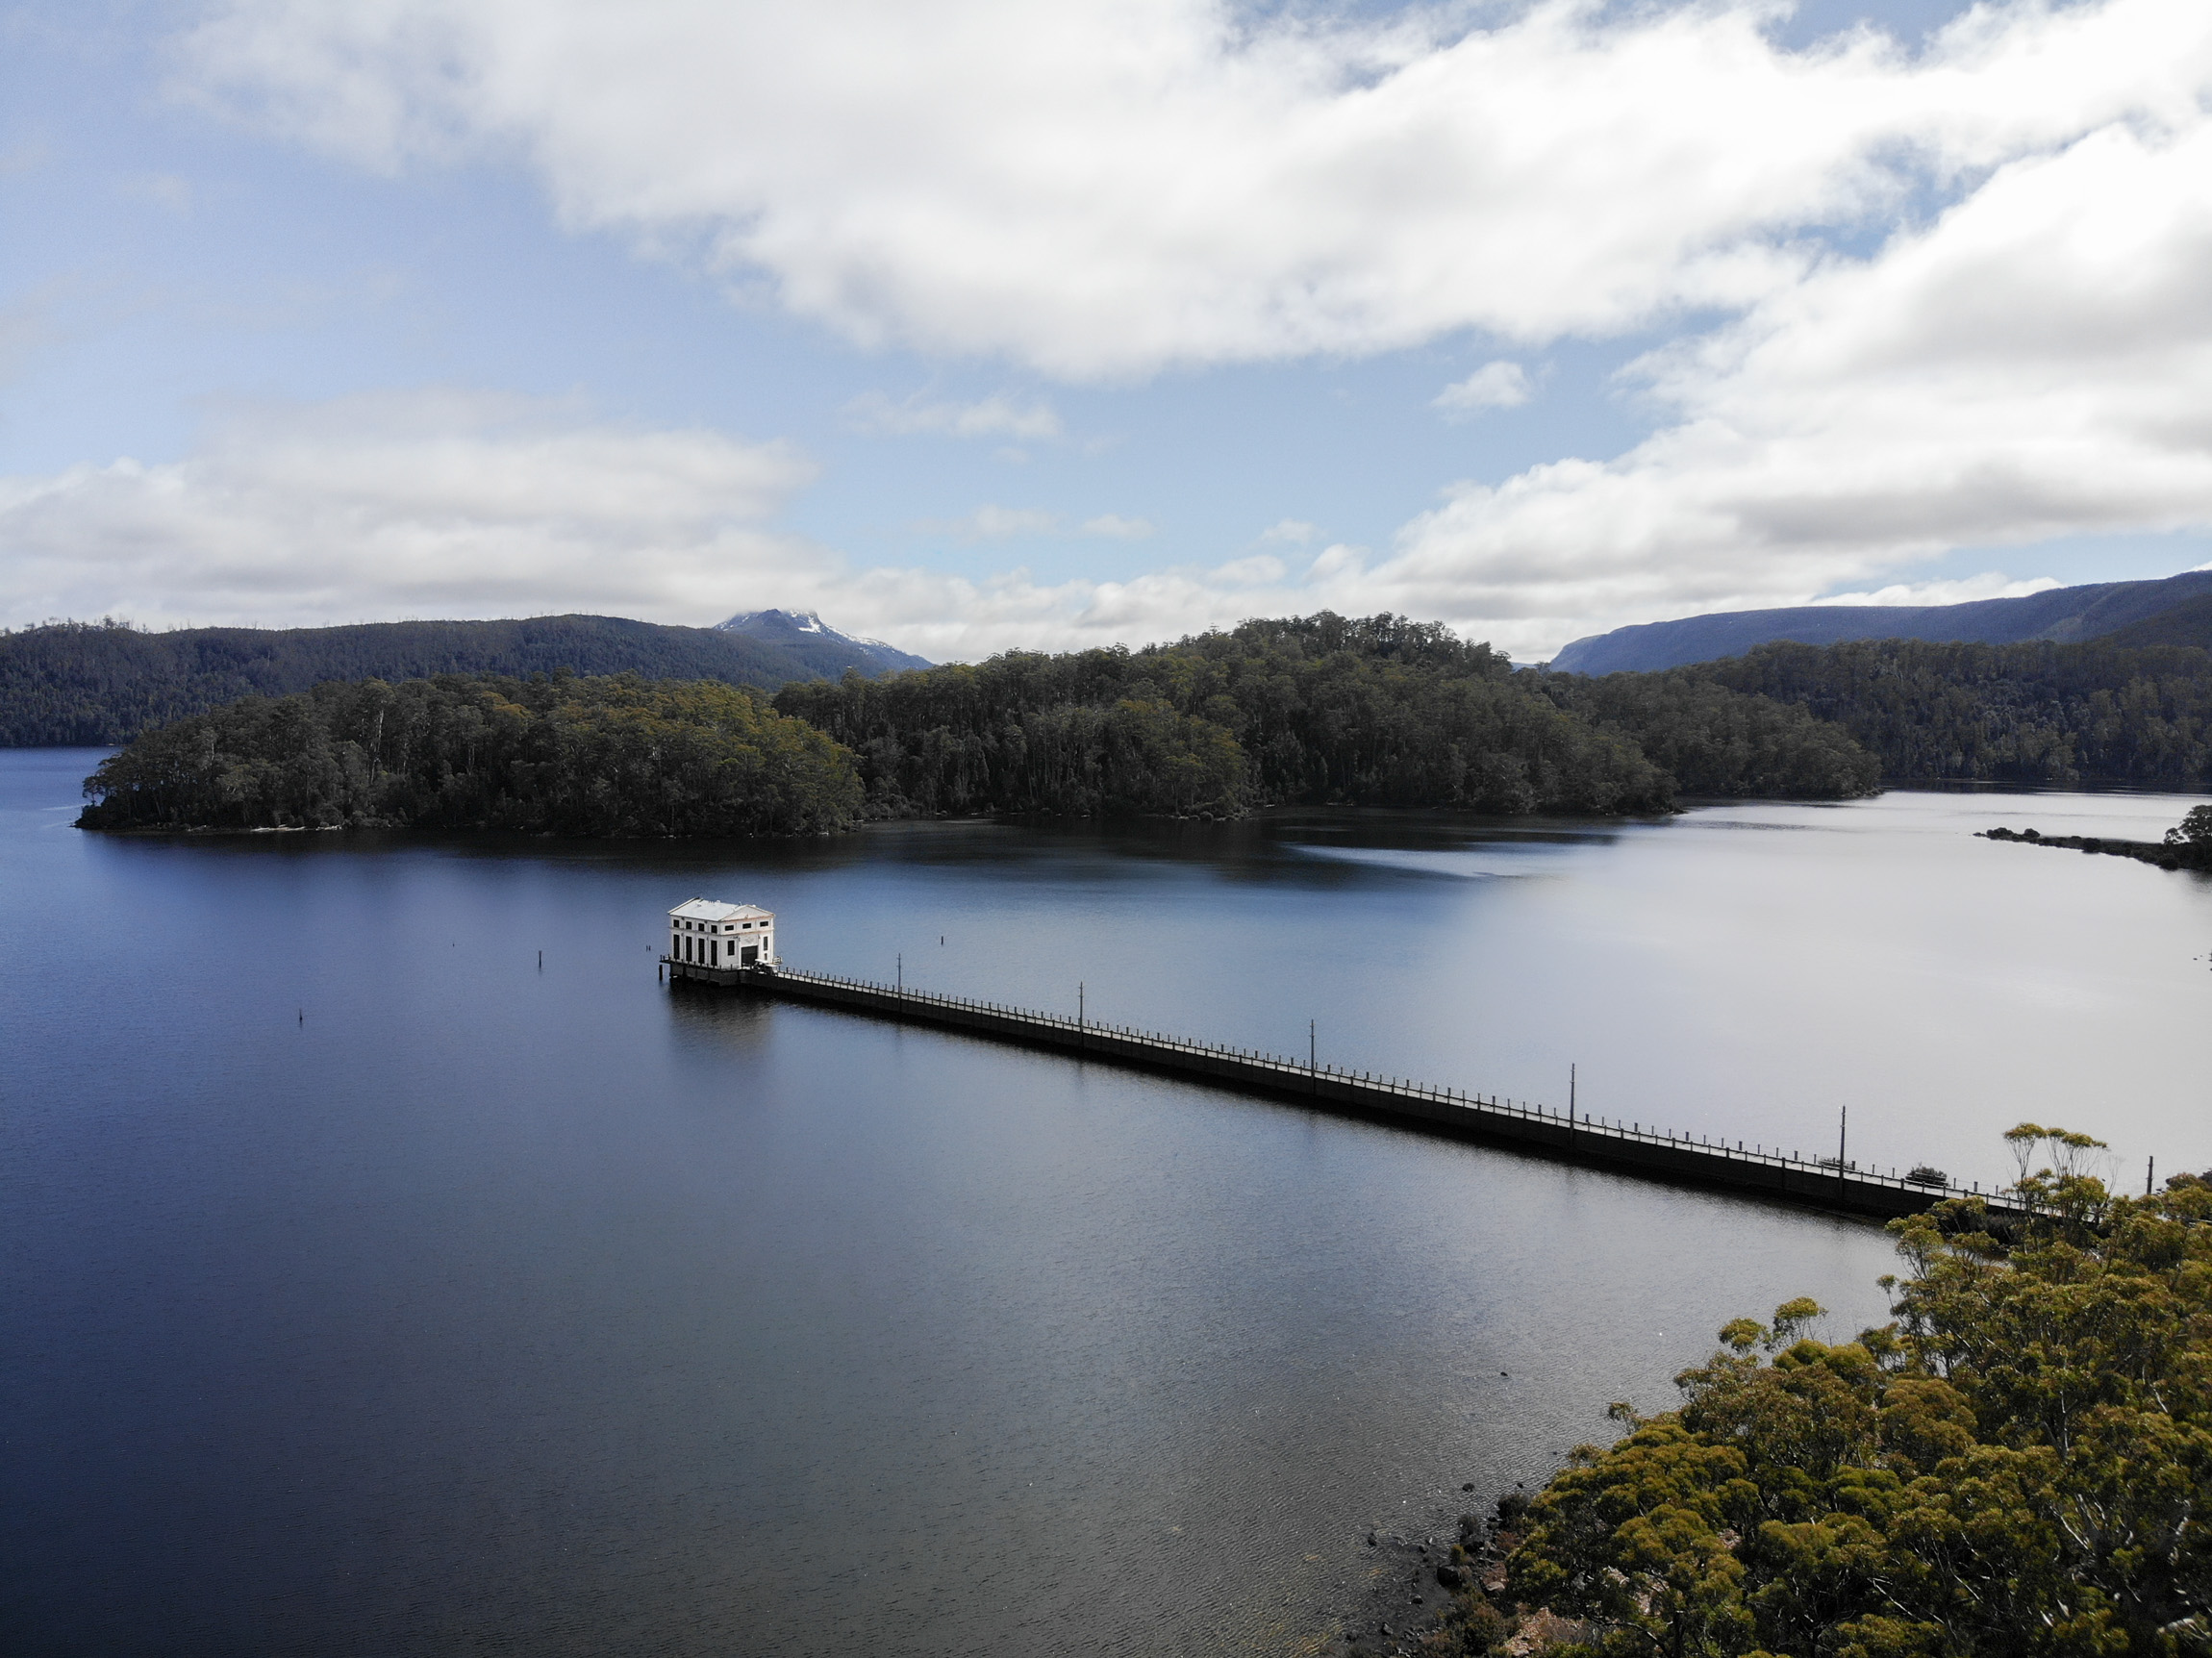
xmin=0 ymin=614 xmax=909 ymax=746
xmin=1658 ymin=639 xmax=2212 ymax=790
xmin=77 ymin=671 xmax=864 ymax=837
xmin=76 ymin=614 xmax=1896 ymax=836
xmin=1416 ymin=1129 xmax=2212 ymax=1657
xmin=775 ymin=614 xmax=1878 ymax=818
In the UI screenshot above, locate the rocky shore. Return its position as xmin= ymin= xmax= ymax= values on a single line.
xmin=1332 ymin=1492 xmax=1577 ymax=1658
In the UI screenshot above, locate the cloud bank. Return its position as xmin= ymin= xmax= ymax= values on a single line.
xmin=183 ymin=0 xmax=2212 ymax=377
xmin=58 ymin=0 xmax=2201 ymax=654
xmin=0 ymin=392 xmax=1346 ymax=658
xmin=0 ymin=392 xmax=822 ymax=627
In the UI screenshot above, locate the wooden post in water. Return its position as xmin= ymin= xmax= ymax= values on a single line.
xmin=2149 ymin=1155 xmax=2157 ymax=1196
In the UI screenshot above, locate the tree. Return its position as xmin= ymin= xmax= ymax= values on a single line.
xmin=2165 ymin=804 xmax=2212 ymax=847
xmin=1431 ymin=1127 xmax=2212 ymax=1657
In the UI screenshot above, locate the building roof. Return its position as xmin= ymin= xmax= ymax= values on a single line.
xmin=668 ymin=898 xmax=774 ymax=921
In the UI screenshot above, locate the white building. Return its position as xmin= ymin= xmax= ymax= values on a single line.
xmin=667 ymin=898 xmax=776 ymax=970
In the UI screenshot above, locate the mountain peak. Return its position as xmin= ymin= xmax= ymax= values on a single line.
xmin=713 ymin=608 xmax=931 ymax=674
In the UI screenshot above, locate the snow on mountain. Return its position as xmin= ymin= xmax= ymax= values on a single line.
xmin=713 ymin=609 xmax=931 ymax=673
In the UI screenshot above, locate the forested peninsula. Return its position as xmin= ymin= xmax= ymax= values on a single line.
xmin=77 ymin=673 xmax=863 ymax=836
xmin=78 ymin=615 xmax=1881 ymax=834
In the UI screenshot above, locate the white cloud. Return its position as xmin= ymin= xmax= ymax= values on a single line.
xmin=27 ymin=3 xmax=2212 ymax=662
xmin=0 ymin=389 xmax=1382 ymax=659
xmin=1080 ymin=513 xmax=1155 ymax=539
xmin=0 ymin=390 xmax=821 ymax=627
xmin=1433 ymin=361 xmax=1532 ymax=416
xmin=167 ymin=0 xmax=2212 ymax=656
xmin=1372 ymin=111 xmax=2212 ymax=656
xmin=1211 ymin=554 xmax=1286 ymax=585
xmin=181 ymin=0 xmax=2212 ymax=377
xmin=843 ymin=389 xmax=1061 ymax=440
xmin=1812 ymin=574 xmax=2063 ymax=608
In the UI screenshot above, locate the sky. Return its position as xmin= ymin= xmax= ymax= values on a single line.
xmin=2 ymin=0 xmax=2210 ymax=662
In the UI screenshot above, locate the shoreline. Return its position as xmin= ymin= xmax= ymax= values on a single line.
xmin=1977 ymin=823 xmax=2212 ymax=872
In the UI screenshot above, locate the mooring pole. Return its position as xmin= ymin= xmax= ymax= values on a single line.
xmin=2149 ymin=1155 xmax=2157 ymax=1196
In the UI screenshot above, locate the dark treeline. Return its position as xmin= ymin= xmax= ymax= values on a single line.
xmin=1658 ymin=637 xmax=2212 ymax=787
xmin=75 ymin=615 xmax=1891 ymax=837
xmin=1532 ymin=670 xmax=1882 ymax=798
xmin=775 ymin=614 xmax=1877 ymax=818
xmin=0 ymin=615 xmax=904 ymax=746
xmin=77 ymin=672 xmax=864 ymax=836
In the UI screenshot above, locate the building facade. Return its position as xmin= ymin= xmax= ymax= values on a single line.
xmin=666 ymin=899 xmax=776 ymax=971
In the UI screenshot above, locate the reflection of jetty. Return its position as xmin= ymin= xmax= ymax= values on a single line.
xmin=666 ymin=960 xmax=1983 ymax=1220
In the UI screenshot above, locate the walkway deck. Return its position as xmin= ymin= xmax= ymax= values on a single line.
xmin=666 ymin=959 xmax=1991 ymax=1220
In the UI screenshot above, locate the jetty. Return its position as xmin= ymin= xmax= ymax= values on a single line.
xmin=664 ymin=955 xmax=1987 ymax=1220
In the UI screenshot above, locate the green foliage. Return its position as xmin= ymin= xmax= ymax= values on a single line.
xmin=1659 ymin=638 xmax=2212 ymax=789
xmin=0 ymin=614 xmax=905 ymax=746
xmin=2166 ymin=806 xmax=2212 ymax=848
xmin=77 ymin=672 xmax=864 ymax=837
xmin=1483 ymin=1131 xmax=2212 ymax=1657
xmin=1534 ymin=670 xmax=1883 ymax=798
xmin=777 ymin=614 xmax=1881 ymax=818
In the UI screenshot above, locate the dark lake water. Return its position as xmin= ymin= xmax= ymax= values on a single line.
xmin=6 ymin=746 xmax=2208 ymax=1656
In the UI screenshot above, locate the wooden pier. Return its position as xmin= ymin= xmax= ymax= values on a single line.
xmin=664 ymin=958 xmax=1986 ymax=1220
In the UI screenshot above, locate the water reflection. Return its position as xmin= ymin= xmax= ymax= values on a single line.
xmin=5 ymin=752 xmax=2206 ymax=1656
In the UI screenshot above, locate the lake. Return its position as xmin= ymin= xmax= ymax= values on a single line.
xmin=5 ymin=746 xmax=2208 ymax=1656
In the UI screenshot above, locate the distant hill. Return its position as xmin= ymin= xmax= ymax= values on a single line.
xmin=1672 ymin=636 xmax=2212 ymax=789
xmin=1549 ymin=569 xmax=2212 ymax=675
xmin=0 ymin=613 xmax=930 ymax=747
xmin=715 ymin=608 xmax=932 ymax=674
xmin=2099 ymin=591 xmax=2212 ymax=652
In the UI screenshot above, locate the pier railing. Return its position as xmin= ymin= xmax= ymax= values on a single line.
xmin=673 ymin=960 xmax=1997 ymax=1220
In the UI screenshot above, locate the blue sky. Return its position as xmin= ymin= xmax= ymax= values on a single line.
xmin=4 ymin=0 xmax=2210 ymax=660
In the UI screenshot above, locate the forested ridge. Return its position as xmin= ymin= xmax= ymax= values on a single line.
xmin=1406 ymin=1127 xmax=2212 ymax=1658
xmin=1654 ymin=637 xmax=2212 ymax=788
xmin=74 ymin=614 xmax=1880 ymax=835
xmin=0 ymin=614 xmax=907 ymax=746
